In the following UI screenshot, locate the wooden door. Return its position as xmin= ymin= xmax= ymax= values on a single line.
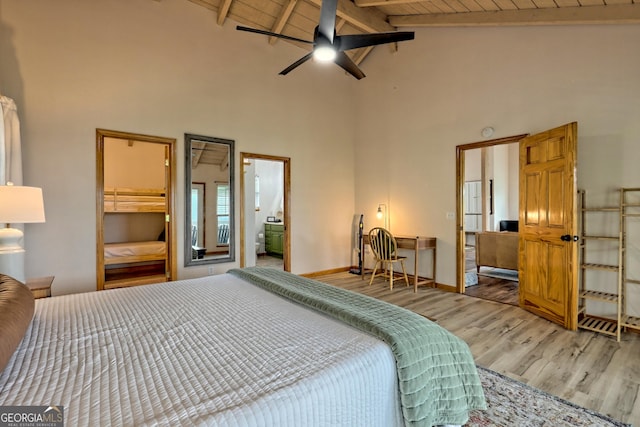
xmin=519 ymin=122 xmax=578 ymax=329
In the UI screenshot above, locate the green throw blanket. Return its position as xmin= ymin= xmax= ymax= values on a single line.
xmin=228 ymin=267 xmax=486 ymax=427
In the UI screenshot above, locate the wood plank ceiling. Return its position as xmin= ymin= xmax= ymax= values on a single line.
xmin=188 ymin=0 xmax=639 ymax=67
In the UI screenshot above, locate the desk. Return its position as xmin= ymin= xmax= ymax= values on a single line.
xmin=362 ymin=234 xmax=436 ymax=292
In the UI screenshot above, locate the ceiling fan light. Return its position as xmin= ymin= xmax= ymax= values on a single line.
xmin=313 ymin=46 xmax=337 ymax=62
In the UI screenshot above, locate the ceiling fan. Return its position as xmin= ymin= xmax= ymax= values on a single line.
xmin=236 ymin=0 xmax=414 ymax=80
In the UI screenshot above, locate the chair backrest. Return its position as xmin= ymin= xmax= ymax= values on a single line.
xmin=218 ymin=224 xmax=230 ymax=244
xmin=191 ymin=225 xmax=198 ymax=246
xmin=369 ymin=227 xmax=398 ymax=260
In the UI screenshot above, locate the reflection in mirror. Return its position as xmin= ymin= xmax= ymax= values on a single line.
xmin=185 ymin=134 xmax=235 ymax=266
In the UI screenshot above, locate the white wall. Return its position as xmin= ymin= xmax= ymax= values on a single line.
xmin=491 ymin=144 xmax=509 ymax=231
xmin=3 ymin=1 xmax=640 ymax=300
xmin=0 ymin=0 xmax=357 ymax=294
xmin=507 ymin=143 xmax=519 ymax=221
xmin=464 ymin=148 xmax=481 ymax=181
xmin=354 ymin=24 xmax=640 ymax=286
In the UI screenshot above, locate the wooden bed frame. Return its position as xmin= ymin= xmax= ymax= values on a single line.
xmin=104 ymin=187 xmax=166 ymax=213
xmin=103 ymin=187 xmax=168 ymax=289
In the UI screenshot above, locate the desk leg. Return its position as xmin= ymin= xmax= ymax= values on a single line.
xmin=432 ymin=246 xmax=436 ymax=287
xmin=414 ymin=239 xmax=419 ymax=292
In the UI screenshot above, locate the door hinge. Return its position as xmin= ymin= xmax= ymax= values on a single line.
xmin=165 ymin=159 xmax=169 ymax=167
xmin=165 ymin=214 xmax=170 ymax=222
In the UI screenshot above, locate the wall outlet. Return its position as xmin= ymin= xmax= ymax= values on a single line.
xmin=446 ymin=212 xmax=455 ymax=220
xmin=208 ymin=266 xmax=215 ymax=275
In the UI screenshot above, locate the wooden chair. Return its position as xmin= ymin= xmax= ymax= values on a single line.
xmin=368 ymin=227 xmax=409 ymax=290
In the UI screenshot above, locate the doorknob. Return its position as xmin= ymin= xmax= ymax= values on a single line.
xmin=561 ymin=234 xmax=579 ymax=242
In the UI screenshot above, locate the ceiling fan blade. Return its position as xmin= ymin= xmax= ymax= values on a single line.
xmin=318 ymin=0 xmax=338 ymax=42
xmin=337 ymin=31 xmax=415 ymax=51
xmin=334 ymin=51 xmax=365 ymax=80
xmin=236 ymin=26 xmax=314 ymax=45
xmin=279 ymin=52 xmax=315 ymax=75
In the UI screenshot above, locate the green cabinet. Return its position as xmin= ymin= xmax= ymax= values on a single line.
xmin=264 ymin=223 xmax=284 ymax=257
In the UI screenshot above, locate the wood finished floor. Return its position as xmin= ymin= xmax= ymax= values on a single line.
xmin=464 ymin=246 xmax=519 ymax=306
xmin=314 ymin=271 xmax=640 ymax=426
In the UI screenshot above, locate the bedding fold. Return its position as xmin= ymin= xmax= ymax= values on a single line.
xmin=229 ymin=267 xmax=486 ymax=427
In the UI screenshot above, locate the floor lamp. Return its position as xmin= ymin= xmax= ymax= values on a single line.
xmin=0 ymin=184 xmax=46 ymax=283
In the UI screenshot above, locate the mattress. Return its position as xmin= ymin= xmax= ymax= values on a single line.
xmin=104 ymin=241 xmax=166 ymax=259
xmin=0 ymin=274 xmax=404 ymax=426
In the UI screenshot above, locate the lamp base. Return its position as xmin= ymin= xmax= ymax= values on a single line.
xmin=0 ymin=227 xmax=26 ymax=283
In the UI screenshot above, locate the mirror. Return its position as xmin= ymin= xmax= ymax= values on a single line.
xmin=184 ymin=133 xmax=235 ymax=266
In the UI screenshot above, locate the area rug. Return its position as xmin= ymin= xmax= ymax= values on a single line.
xmin=467 ymin=366 xmax=630 ymax=426
xmin=477 ymin=267 xmax=519 ymax=282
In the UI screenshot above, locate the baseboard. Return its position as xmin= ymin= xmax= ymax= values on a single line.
xmin=435 ymin=283 xmax=457 ymax=292
xmin=300 ymin=268 xmax=458 ymax=294
xmin=301 ymin=267 xmax=351 ymax=278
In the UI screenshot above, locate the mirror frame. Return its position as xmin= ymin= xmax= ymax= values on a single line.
xmin=184 ymin=133 xmax=235 ymax=267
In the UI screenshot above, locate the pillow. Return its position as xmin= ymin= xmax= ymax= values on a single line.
xmin=0 ymin=274 xmax=35 ymax=373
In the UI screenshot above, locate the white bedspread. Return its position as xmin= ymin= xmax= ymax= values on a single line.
xmin=0 ymin=275 xmax=403 ymax=426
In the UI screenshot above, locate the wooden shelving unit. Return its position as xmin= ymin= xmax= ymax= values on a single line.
xmin=577 ymin=189 xmax=623 ymax=341
xmin=620 ymin=188 xmax=640 ymax=333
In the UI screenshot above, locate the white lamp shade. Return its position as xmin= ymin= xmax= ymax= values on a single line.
xmin=0 ymin=186 xmax=46 ymax=223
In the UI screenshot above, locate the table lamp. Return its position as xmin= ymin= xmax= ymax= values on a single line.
xmin=0 ymin=184 xmax=46 ymax=283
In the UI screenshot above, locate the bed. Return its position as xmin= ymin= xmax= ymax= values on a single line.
xmin=0 ymin=268 xmax=486 ymax=426
xmin=102 ymin=187 xmax=168 ymax=289
xmin=104 ymin=241 xmax=167 ymax=265
xmin=104 ymin=187 xmax=166 ymax=213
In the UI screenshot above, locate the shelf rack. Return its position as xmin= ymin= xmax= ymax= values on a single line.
xmin=577 ymin=190 xmax=623 ymax=341
xmin=620 ymin=188 xmax=640 ymax=333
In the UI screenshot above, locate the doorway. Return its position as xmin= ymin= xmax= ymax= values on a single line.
xmin=240 ymin=153 xmax=291 ymax=271
xmin=456 ymin=134 xmax=527 ymax=299
xmin=462 ymin=142 xmax=520 ymax=305
xmin=96 ymin=129 xmax=176 ymax=291
xmin=457 ymin=124 xmax=579 ymax=330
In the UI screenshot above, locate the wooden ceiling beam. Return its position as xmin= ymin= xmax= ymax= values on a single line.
xmin=217 ymin=0 xmax=234 ymax=25
xmin=269 ymin=0 xmax=299 ymax=44
xmin=306 ymin=0 xmax=396 ymax=33
xmin=352 ymin=46 xmax=374 ymax=65
xmin=191 ymin=142 xmax=205 ymax=169
xmin=355 ymin=0 xmax=424 ymax=7
xmin=187 ymin=0 xmax=215 ymax=13
xmin=389 ymin=4 xmax=640 ymax=27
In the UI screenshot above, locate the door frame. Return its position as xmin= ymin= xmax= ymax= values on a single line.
xmin=455 ymin=134 xmax=528 ymax=293
xmin=239 ymin=152 xmax=291 ymax=271
xmin=96 ymin=129 xmax=177 ymax=291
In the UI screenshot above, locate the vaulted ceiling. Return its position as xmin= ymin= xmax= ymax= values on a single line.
xmin=188 ymin=0 xmax=639 ymax=68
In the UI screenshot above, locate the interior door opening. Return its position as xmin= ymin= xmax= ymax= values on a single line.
xmin=461 ymin=142 xmax=521 ymax=306
xmin=240 ymin=153 xmax=291 ymax=271
xmin=456 ymin=123 xmax=579 ymax=331
xmin=456 ymin=134 xmax=527 ymax=299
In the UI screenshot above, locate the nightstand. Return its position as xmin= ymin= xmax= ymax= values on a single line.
xmin=26 ymin=276 xmax=54 ymax=299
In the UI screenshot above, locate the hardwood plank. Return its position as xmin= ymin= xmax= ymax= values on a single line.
xmin=313 ymin=270 xmax=640 ymax=425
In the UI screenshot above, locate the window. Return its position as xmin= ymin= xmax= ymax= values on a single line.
xmin=191 ymin=184 xmax=205 ymax=247
xmin=217 ymin=184 xmax=230 ymax=245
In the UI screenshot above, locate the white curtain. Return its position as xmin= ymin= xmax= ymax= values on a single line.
xmin=0 ymin=94 xmax=23 ymax=187
xmin=0 ymin=94 xmax=24 ymax=230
